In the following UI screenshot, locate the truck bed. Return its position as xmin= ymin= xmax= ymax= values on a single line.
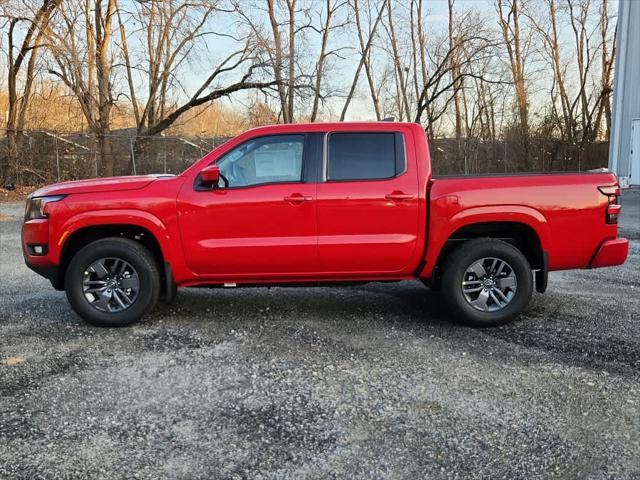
xmin=423 ymin=171 xmax=620 ymax=276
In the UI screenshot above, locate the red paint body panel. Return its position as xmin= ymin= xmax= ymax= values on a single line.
xmin=21 ymin=122 xmax=628 ymax=289
xmin=315 ymin=124 xmax=428 ymax=276
xmin=33 ymin=175 xmax=159 ymax=196
xmin=420 ymin=172 xmax=622 ymax=277
xmin=22 ymin=218 xmax=49 ymax=245
xmin=177 ymin=182 xmax=318 ymax=277
xmin=589 ymin=238 xmax=629 ymax=268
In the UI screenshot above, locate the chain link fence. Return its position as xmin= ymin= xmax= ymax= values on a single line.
xmin=429 ymin=137 xmax=610 ymax=175
xmin=0 ymin=130 xmax=610 ymax=186
xmin=0 ymin=131 xmax=232 ymax=186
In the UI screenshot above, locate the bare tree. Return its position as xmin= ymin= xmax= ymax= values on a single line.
xmin=309 ymin=0 xmax=348 ymax=121
xmin=527 ymin=0 xmax=614 ymax=146
xmin=118 ymin=0 xmax=245 ymax=142
xmin=527 ymin=0 xmax=573 ymax=141
xmin=0 ymin=0 xmax=621 ymax=183
xmin=567 ymin=0 xmax=593 ymax=140
xmin=448 ymin=0 xmax=464 ymax=138
xmin=496 ymin=0 xmax=530 ymax=167
xmin=265 ymin=0 xmax=299 ymax=122
xmin=285 ymin=0 xmax=296 ymax=121
xmin=237 ymin=0 xmax=320 ymax=123
xmin=384 ymin=0 xmax=410 ymax=120
xmin=594 ymin=0 xmax=615 ymax=141
xmin=121 ymin=1 xmax=281 ymax=138
xmin=340 ymin=0 xmax=385 ymax=121
xmin=526 ymin=0 xmax=613 ymax=147
xmin=264 ymin=0 xmax=286 ymax=120
xmin=46 ymin=0 xmax=117 ymax=175
xmin=411 ymin=6 xmax=499 ymax=135
xmin=3 ymin=0 xmax=61 ymax=174
xmin=585 ymin=0 xmax=616 ymax=142
xmin=119 ymin=0 xmax=218 ymax=133
xmin=138 ymin=46 xmax=278 ymax=137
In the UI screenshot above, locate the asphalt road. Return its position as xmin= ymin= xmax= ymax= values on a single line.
xmin=1 ymin=190 xmax=639 ymax=479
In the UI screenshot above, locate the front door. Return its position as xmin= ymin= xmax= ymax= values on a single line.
xmin=178 ymin=134 xmax=317 ymax=278
xmin=316 ymin=131 xmax=420 ymax=275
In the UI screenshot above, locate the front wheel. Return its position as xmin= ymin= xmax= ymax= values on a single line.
xmin=65 ymin=238 xmax=160 ymax=327
xmin=441 ymin=238 xmax=533 ymax=327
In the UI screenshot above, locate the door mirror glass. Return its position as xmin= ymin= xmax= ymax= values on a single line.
xmin=200 ymin=165 xmax=221 ymax=186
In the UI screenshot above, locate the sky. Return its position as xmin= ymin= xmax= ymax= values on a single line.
xmin=1 ymin=0 xmax=618 ymax=128
xmin=154 ymin=0 xmax=503 ymax=122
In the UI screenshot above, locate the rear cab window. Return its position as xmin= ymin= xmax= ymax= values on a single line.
xmin=327 ymin=132 xmax=405 ymax=181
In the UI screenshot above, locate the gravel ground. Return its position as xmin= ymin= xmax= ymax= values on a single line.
xmin=1 ymin=190 xmax=639 ymax=479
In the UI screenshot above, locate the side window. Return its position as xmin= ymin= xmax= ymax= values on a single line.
xmin=327 ymin=132 xmax=404 ymax=181
xmin=216 ymin=135 xmax=304 ymax=187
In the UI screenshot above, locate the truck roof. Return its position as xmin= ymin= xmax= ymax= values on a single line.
xmin=244 ymin=121 xmax=423 ymax=135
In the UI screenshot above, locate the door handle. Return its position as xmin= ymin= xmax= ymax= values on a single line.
xmin=385 ymin=192 xmax=414 ymax=202
xmin=284 ymin=194 xmax=313 ymax=204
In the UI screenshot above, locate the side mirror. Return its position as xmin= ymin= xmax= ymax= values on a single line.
xmin=200 ymin=164 xmax=220 ymax=186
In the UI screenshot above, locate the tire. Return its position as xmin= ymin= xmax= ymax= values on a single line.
xmin=440 ymin=238 xmax=533 ymax=327
xmin=64 ymin=238 xmax=160 ymax=327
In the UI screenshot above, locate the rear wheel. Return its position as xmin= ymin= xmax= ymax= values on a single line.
xmin=441 ymin=238 xmax=533 ymax=327
xmin=65 ymin=238 xmax=160 ymax=327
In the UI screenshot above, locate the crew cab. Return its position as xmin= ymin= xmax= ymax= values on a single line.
xmin=22 ymin=122 xmax=629 ymax=327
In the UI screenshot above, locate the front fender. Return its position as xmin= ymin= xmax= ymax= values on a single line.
xmin=53 ymin=209 xmax=174 ymax=265
xmin=420 ymin=204 xmax=551 ymax=278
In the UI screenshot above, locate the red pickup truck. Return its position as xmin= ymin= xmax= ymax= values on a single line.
xmin=22 ymin=122 xmax=629 ymax=327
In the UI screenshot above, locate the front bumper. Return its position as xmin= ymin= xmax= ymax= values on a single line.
xmin=24 ymin=260 xmax=61 ymax=289
xmin=22 ymin=219 xmax=63 ymax=290
xmin=589 ymin=238 xmax=629 ymax=268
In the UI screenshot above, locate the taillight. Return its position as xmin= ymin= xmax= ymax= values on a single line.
xmin=598 ymin=185 xmax=621 ymax=224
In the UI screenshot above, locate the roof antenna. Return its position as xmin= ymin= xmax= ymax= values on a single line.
xmin=382 ymin=116 xmax=396 ymax=122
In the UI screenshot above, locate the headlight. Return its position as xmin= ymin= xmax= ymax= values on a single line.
xmin=24 ymin=195 xmax=66 ymax=220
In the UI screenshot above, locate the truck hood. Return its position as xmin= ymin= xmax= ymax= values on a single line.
xmin=31 ymin=174 xmax=174 ymax=197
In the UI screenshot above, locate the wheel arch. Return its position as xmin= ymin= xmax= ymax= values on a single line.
xmin=437 ymin=221 xmax=544 ymax=269
xmin=54 ymin=211 xmax=172 ymax=290
xmin=421 ymin=206 xmax=550 ymax=285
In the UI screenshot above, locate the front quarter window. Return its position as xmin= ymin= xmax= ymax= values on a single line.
xmin=216 ymin=135 xmax=304 ymax=188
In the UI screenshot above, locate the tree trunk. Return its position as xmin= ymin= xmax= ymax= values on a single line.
xmin=95 ymin=0 xmax=117 ymax=175
xmin=497 ymin=0 xmax=529 ymax=168
xmin=4 ymin=0 xmax=62 ymax=183
xmin=267 ymin=0 xmax=289 ymax=122
xmin=448 ymin=0 xmax=464 ymax=138
xmin=97 ymin=134 xmax=114 ymax=177
xmin=311 ymin=0 xmax=335 ymax=122
xmin=592 ymin=0 xmax=614 ymax=141
xmin=286 ymin=0 xmax=296 ymax=122
xmin=340 ymin=0 xmax=386 ymax=121
xmin=547 ymin=0 xmax=573 ymax=142
xmin=386 ymin=0 xmax=410 ymax=120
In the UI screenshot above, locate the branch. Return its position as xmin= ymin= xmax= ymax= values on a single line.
xmin=142 ymin=75 xmax=280 ymax=137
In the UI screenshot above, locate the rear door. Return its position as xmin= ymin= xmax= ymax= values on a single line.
xmin=316 ymin=130 xmax=420 ymax=275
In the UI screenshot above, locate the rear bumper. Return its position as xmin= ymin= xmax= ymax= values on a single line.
xmin=589 ymin=238 xmax=629 ymax=268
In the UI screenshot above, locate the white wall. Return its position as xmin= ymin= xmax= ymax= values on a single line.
xmin=631 ymin=119 xmax=640 ymax=186
xmin=609 ymin=0 xmax=640 ymax=187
